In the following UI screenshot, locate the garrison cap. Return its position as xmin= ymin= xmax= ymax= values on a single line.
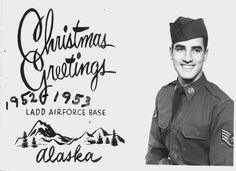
xmin=169 ymin=17 xmax=208 ymax=44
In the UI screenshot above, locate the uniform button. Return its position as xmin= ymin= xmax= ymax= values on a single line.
xmin=194 ymin=131 xmax=200 ymax=136
xmin=172 ymin=127 xmax=177 ymax=132
xmin=172 ymin=146 xmax=178 ymax=151
xmin=173 ymin=127 xmax=178 ymax=133
xmin=171 ymin=151 xmax=176 ymax=157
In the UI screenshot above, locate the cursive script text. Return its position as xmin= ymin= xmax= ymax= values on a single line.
xmin=36 ymin=145 xmax=102 ymax=163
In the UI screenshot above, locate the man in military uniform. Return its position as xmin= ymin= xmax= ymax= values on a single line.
xmin=146 ymin=17 xmax=234 ymax=165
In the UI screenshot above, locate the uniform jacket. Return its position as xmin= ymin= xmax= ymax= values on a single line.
xmin=146 ymin=73 xmax=234 ymax=165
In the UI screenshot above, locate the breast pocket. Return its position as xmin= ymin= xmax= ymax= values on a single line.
xmin=181 ymin=124 xmax=210 ymax=165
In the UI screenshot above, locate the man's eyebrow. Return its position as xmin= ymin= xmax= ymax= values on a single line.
xmin=192 ymin=46 xmax=203 ymax=49
xmin=175 ymin=45 xmax=185 ymax=49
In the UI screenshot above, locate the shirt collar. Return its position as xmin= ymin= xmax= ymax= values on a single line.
xmin=175 ymin=72 xmax=207 ymax=102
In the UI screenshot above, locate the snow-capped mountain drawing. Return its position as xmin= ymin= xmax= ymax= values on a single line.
xmin=15 ymin=120 xmax=125 ymax=148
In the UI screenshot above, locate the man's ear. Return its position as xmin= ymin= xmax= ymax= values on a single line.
xmin=204 ymin=48 xmax=208 ymax=61
xmin=169 ymin=46 xmax=173 ymax=60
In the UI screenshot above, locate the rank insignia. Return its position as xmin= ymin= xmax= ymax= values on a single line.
xmin=188 ymin=87 xmax=194 ymax=94
xmin=153 ymin=112 xmax=157 ymax=118
xmin=221 ymin=129 xmax=233 ymax=147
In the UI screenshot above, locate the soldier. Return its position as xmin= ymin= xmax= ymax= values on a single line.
xmin=146 ymin=17 xmax=234 ymax=165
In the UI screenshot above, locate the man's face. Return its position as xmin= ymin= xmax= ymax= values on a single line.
xmin=170 ymin=37 xmax=208 ymax=84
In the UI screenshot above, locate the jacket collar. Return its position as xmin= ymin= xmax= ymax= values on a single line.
xmin=175 ymin=72 xmax=207 ymax=102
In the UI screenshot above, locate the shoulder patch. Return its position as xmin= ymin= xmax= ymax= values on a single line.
xmin=153 ymin=112 xmax=157 ymax=118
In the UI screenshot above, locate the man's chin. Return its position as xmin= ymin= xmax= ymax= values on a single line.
xmin=179 ymin=73 xmax=195 ymax=80
xmin=177 ymin=73 xmax=196 ymax=84
xmin=181 ymin=76 xmax=195 ymax=80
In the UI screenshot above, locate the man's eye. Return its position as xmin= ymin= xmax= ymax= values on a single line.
xmin=194 ymin=48 xmax=202 ymax=52
xmin=175 ymin=47 xmax=184 ymax=51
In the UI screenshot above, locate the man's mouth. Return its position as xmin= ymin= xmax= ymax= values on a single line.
xmin=181 ymin=64 xmax=195 ymax=70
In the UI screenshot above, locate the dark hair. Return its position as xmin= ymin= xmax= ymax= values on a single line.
xmin=203 ymin=37 xmax=208 ymax=51
xmin=171 ymin=37 xmax=208 ymax=52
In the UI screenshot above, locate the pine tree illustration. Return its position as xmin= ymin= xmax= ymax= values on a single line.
xmin=22 ymin=131 xmax=28 ymax=148
xmin=31 ymin=137 xmax=38 ymax=148
xmin=97 ymin=133 xmax=103 ymax=144
xmin=111 ymin=129 xmax=118 ymax=146
xmin=105 ymin=137 xmax=110 ymax=144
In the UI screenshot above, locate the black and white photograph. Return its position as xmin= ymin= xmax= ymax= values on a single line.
xmin=146 ymin=16 xmax=233 ymax=165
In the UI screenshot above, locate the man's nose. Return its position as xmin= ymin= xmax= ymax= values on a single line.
xmin=182 ymin=50 xmax=193 ymax=63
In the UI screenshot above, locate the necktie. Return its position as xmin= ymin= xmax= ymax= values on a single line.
xmin=171 ymin=86 xmax=185 ymax=121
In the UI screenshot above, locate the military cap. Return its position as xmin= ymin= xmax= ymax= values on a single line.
xmin=169 ymin=17 xmax=208 ymax=44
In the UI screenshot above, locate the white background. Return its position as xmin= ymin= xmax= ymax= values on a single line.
xmin=0 ymin=0 xmax=235 ymax=170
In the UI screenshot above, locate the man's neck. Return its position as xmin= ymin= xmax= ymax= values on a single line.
xmin=178 ymin=71 xmax=203 ymax=87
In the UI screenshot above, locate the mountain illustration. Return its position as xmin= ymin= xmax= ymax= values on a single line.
xmin=15 ymin=120 xmax=125 ymax=148
xmin=28 ymin=120 xmax=56 ymax=137
xmin=77 ymin=128 xmax=125 ymax=145
xmin=15 ymin=120 xmax=74 ymax=147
